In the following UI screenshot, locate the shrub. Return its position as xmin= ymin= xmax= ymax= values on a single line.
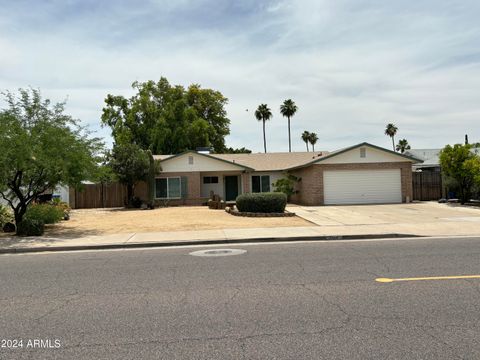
xmin=0 ymin=205 xmax=13 ymax=228
xmin=16 ymin=218 xmax=45 ymax=236
xmin=236 ymin=192 xmax=287 ymax=213
xmin=273 ymin=174 xmax=300 ymax=200
xmin=51 ymin=199 xmax=71 ymax=219
xmin=25 ymin=204 xmax=64 ymax=224
xmin=131 ymin=196 xmax=143 ymax=208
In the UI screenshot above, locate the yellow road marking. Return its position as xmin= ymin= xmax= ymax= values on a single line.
xmin=376 ymin=275 xmax=480 ymax=283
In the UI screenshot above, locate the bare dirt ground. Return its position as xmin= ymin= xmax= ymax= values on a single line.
xmin=43 ymin=206 xmax=312 ymax=236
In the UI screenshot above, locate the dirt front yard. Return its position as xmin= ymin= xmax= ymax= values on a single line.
xmin=45 ymin=206 xmax=312 ymax=236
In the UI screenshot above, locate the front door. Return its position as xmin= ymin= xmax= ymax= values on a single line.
xmin=224 ymin=176 xmax=239 ymax=201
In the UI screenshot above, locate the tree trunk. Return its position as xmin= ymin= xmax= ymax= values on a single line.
xmin=288 ymin=116 xmax=291 ymax=152
xmin=312 ymin=144 xmax=315 ymax=152
xmin=306 ymin=142 xmax=309 ymax=152
xmin=392 ymin=136 xmax=395 ymax=152
xmin=263 ymin=120 xmax=267 ymax=153
xmin=14 ymin=203 xmax=27 ymax=234
xmin=126 ymin=184 xmax=134 ymax=207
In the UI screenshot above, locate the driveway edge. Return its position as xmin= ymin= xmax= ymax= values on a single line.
xmin=0 ymin=233 xmax=422 ymax=254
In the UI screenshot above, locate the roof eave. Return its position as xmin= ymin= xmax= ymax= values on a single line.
xmin=157 ymin=150 xmax=255 ymax=171
xmin=285 ymin=142 xmax=423 ymax=171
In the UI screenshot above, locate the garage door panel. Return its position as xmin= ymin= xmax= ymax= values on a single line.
xmin=323 ymin=169 xmax=402 ymax=205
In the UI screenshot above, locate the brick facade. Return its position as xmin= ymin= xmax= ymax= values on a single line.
xmin=134 ymin=163 xmax=413 ymax=207
xmin=290 ymin=162 xmax=413 ymax=205
xmin=134 ymin=172 xmax=204 ymax=206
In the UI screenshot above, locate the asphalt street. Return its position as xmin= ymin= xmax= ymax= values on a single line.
xmin=1 ymin=237 xmax=480 ymax=359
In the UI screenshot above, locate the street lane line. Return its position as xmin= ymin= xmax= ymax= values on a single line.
xmin=376 ymin=275 xmax=480 ymax=283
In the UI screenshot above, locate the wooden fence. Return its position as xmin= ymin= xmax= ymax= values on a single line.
xmin=412 ymin=171 xmax=443 ymax=201
xmin=70 ymin=182 xmax=127 ymax=209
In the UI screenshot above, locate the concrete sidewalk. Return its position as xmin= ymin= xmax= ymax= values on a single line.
xmin=2 ymin=202 xmax=480 ymax=254
xmin=0 ymin=225 xmax=418 ymax=254
xmin=1 ymin=221 xmax=480 ymax=254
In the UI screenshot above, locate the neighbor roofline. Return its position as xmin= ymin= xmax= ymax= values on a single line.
xmin=156 ymin=150 xmax=255 ymax=171
xmin=284 ymin=142 xmax=423 ymax=171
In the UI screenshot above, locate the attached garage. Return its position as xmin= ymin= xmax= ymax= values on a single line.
xmin=288 ymin=143 xmax=422 ymax=206
xmin=323 ymin=169 xmax=402 ymax=205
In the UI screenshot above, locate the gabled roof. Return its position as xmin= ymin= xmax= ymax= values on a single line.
xmin=210 ymin=152 xmax=328 ymax=171
xmin=285 ymin=142 xmax=423 ymax=170
xmin=154 ymin=143 xmax=422 ymax=172
xmin=153 ymin=150 xmax=255 ymax=171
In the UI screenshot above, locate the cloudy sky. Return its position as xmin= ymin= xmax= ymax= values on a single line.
xmin=1 ymin=0 xmax=479 ymax=153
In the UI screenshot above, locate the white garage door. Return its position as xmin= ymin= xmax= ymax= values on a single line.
xmin=323 ymin=169 xmax=402 ymax=205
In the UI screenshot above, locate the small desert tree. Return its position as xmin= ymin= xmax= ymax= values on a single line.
xmin=439 ymin=144 xmax=480 ymax=204
xmin=0 ymin=89 xmax=101 ymax=231
xmin=109 ymin=142 xmax=150 ymax=207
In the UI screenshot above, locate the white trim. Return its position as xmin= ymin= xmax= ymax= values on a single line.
xmin=155 ymin=177 xmax=182 ymax=199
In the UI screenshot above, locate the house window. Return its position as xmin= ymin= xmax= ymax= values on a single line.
xmin=203 ymin=176 xmax=219 ymax=184
xmin=155 ymin=177 xmax=181 ymax=199
xmin=252 ymin=175 xmax=271 ymax=193
xmin=360 ymin=148 xmax=366 ymax=158
xmin=188 ymin=156 xmax=194 ymax=165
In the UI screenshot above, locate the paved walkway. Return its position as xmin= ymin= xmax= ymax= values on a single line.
xmin=2 ymin=202 xmax=480 ymax=253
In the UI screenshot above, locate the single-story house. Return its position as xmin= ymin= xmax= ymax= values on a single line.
xmin=145 ymin=142 xmax=422 ymax=206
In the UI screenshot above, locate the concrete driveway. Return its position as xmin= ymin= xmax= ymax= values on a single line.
xmin=288 ymin=202 xmax=480 ymax=237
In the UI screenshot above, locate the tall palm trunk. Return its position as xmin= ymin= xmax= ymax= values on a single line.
xmin=288 ymin=116 xmax=291 ymax=152
xmin=263 ymin=119 xmax=267 ymax=153
xmin=312 ymin=144 xmax=315 ymax=152
xmin=305 ymin=141 xmax=309 ymax=152
xmin=392 ymin=136 xmax=395 ymax=151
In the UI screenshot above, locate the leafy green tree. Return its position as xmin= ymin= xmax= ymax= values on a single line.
xmin=439 ymin=144 xmax=480 ymax=204
xmin=0 ymin=89 xmax=102 ymax=231
xmin=301 ymin=131 xmax=311 ymax=151
xmin=109 ymin=143 xmax=150 ymax=206
xmin=396 ymin=139 xmax=411 ymax=153
xmin=280 ymin=99 xmax=298 ymax=152
xmin=255 ymin=104 xmax=272 ymax=153
xmin=309 ymin=132 xmax=318 ymax=152
xmin=385 ymin=123 xmax=398 ymax=151
xmin=223 ymin=147 xmax=252 ymax=154
xmin=101 ymin=78 xmax=230 ymax=154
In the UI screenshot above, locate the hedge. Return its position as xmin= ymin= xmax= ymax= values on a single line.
xmin=236 ymin=192 xmax=287 ymax=213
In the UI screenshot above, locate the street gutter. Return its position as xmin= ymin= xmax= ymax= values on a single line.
xmin=0 ymin=233 xmax=422 ymax=254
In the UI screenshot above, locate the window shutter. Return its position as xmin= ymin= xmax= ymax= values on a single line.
xmin=181 ymin=176 xmax=188 ymax=199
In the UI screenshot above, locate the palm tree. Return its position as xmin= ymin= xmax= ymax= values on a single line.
xmin=301 ymin=131 xmax=311 ymax=151
xmin=384 ymin=123 xmax=398 ymax=151
xmin=396 ymin=139 xmax=411 ymax=153
xmin=255 ymin=104 xmax=272 ymax=153
xmin=309 ymin=132 xmax=318 ymax=152
xmin=280 ymin=99 xmax=298 ymax=152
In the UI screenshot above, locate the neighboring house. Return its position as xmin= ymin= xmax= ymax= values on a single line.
xmin=145 ymin=142 xmax=421 ymax=206
xmin=404 ymin=149 xmax=442 ymax=172
xmin=405 ymin=147 xmax=480 ymax=172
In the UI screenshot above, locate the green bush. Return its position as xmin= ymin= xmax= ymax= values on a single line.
xmin=25 ymin=204 xmax=64 ymax=224
xmin=16 ymin=218 xmax=45 ymax=236
xmin=0 ymin=205 xmax=13 ymax=227
xmin=273 ymin=174 xmax=300 ymax=200
xmin=131 ymin=196 xmax=143 ymax=208
xmin=236 ymin=192 xmax=287 ymax=213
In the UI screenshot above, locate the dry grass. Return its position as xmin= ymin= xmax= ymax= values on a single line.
xmin=46 ymin=206 xmax=312 ymax=235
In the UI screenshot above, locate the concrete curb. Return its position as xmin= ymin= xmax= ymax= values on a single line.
xmin=0 ymin=233 xmax=422 ymax=254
